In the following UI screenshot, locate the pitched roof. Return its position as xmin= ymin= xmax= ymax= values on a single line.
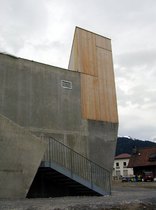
xmin=115 ymin=153 xmax=131 ymax=159
xmin=128 ymin=147 xmax=156 ymax=168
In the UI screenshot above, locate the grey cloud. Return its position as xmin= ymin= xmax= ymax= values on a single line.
xmin=117 ymin=84 xmax=148 ymax=108
xmin=119 ymin=121 xmax=156 ymax=141
xmin=1 ymin=0 xmax=48 ymax=32
xmin=117 ymin=49 xmax=156 ymax=68
xmin=32 ymin=41 xmax=66 ymax=51
xmin=0 ymin=0 xmax=49 ymax=54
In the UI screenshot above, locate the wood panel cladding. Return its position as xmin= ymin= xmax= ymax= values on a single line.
xmin=68 ymin=27 xmax=118 ymax=123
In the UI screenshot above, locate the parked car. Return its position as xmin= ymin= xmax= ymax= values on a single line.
xmin=121 ymin=176 xmax=130 ymax=182
xmin=142 ymin=172 xmax=154 ymax=182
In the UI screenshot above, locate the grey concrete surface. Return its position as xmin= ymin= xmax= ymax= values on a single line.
xmin=0 ymin=114 xmax=47 ymax=198
xmin=0 ymin=53 xmax=82 ymax=132
xmin=88 ymin=120 xmax=118 ymax=170
xmin=0 ymin=53 xmax=88 ymax=157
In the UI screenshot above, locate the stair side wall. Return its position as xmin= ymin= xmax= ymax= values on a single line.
xmin=0 ymin=114 xmax=47 ymax=198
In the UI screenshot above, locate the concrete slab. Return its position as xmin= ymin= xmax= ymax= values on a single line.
xmin=0 ymin=114 xmax=47 ymax=198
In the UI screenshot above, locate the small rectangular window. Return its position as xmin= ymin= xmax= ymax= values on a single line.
xmin=61 ymin=80 xmax=72 ymax=89
xmin=123 ymin=170 xmax=128 ymax=176
xmin=116 ymin=170 xmax=121 ymax=176
xmin=116 ymin=162 xmax=120 ymax=169
xmin=123 ymin=162 xmax=127 ymax=166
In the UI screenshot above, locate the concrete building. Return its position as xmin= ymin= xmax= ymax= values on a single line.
xmin=0 ymin=27 xmax=118 ymax=198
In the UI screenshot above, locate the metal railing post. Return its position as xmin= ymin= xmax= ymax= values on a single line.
xmin=90 ymin=162 xmax=93 ymax=189
xmin=109 ymin=171 xmax=111 ymax=195
xmin=49 ymin=138 xmax=51 ymax=162
xmin=70 ymin=149 xmax=73 ymax=178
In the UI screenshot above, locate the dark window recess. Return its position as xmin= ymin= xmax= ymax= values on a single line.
xmin=123 ymin=162 xmax=127 ymax=166
xmin=116 ymin=162 xmax=119 ymax=167
xmin=148 ymin=153 xmax=156 ymax=161
xmin=61 ymin=80 xmax=72 ymax=89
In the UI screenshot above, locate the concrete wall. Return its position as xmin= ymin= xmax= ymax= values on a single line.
xmin=88 ymin=120 xmax=118 ymax=170
xmin=0 ymin=114 xmax=47 ymax=198
xmin=0 ymin=53 xmax=82 ymax=132
xmin=0 ymin=53 xmax=89 ymax=158
xmin=0 ymin=51 xmax=117 ymax=171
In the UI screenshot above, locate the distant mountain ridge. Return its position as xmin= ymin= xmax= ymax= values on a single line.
xmin=115 ymin=137 xmax=156 ymax=156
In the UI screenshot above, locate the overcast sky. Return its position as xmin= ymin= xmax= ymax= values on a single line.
xmin=0 ymin=0 xmax=156 ymax=141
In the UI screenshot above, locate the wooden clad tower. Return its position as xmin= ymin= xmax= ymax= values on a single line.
xmin=68 ymin=27 xmax=118 ymax=124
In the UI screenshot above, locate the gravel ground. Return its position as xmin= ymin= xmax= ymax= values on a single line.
xmin=0 ymin=182 xmax=156 ymax=210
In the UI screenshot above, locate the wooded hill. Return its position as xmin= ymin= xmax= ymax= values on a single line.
xmin=115 ymin=137 xmax=156 ymax=156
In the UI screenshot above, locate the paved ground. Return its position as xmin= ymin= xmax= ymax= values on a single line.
xmin=0 ymin=182 xmax=156 ymax=210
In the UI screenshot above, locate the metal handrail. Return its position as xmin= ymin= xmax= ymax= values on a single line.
xmin=42 ymin=136 xmax=111 ymax=195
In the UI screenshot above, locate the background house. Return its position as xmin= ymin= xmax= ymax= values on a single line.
xmin=128 ymin=147 xmax=156 ymax=179
xmin=113 ymin=153 xmax=134 ymax=179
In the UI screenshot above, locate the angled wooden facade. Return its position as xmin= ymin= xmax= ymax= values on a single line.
xmin=69 ymin=27 xmax=118 ymax=123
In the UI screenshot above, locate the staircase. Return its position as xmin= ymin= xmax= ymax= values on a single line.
xmin=28 ymin=136 xmax=111 ymax=197
xmin=0 ymin=113 xmax=111 ymax=198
